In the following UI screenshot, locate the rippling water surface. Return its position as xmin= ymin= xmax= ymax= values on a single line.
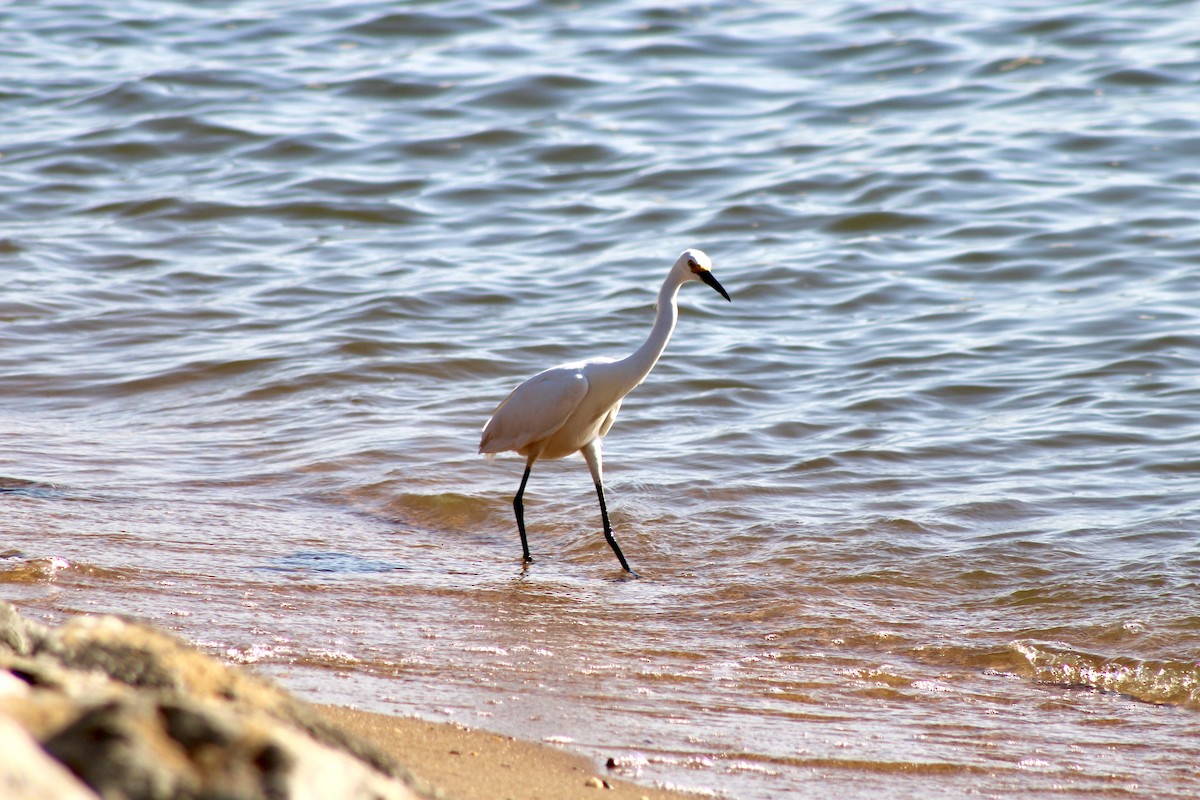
xmin=5 ymin=1 xmax=1200 ymax=796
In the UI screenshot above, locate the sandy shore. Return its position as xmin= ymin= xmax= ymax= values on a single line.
xmin=0 ymin=601 xmax=707 ymax=799
xmin=318 ymin=705 xmax=706 ymax=800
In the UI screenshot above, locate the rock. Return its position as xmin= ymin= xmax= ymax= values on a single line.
xmin=0 ymin=602 xmax=38 ymax=655
xmin=0 ymin=602 xmax=430 ymax=800
xmin=0 ymin=711 xmax=99 ymax=800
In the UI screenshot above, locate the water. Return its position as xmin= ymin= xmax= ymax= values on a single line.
xmin=4 ymin=0 xmax=1200 ymax=796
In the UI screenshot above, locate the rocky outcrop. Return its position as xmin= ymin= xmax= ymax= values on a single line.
xmin=0 ymin=603 xmax=430 ymax=800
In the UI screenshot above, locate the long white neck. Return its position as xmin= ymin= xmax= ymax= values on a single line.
xmin=614 ymin=270 xmax=684 ymax=391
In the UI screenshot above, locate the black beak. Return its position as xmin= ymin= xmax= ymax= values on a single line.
xmin=699 ymin=269 xmax=731 ymax=302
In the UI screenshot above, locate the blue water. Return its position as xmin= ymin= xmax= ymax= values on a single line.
xmin=4 ymin=1 xmax=1200 ymax=796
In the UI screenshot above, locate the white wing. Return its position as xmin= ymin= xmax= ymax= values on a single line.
xmin=479 ymin=364 xmax=590 ymax=455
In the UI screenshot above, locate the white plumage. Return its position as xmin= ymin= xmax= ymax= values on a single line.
xmin=480 ymin=248 xmax=731 ymax=574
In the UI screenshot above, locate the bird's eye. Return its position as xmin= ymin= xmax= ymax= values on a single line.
xmin=687 ymin=259 xmax=697 ymax=269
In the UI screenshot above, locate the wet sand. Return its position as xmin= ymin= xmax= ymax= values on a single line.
xmin=0 ymin=600 xmax=703 ymax=800
xmin=318 ymin=705 xmax=704 ymax=800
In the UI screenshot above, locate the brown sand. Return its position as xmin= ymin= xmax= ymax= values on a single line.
xmin=317 ymin=705 xmax=707 ymax=800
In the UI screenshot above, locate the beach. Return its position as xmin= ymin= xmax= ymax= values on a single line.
xmin=0 ymin=602 xmax=698 ymax=800
xmin=5 ymin=1 xmax=1200 ymax=796
xmin=318 ymin=706 xmax=700 ymax=800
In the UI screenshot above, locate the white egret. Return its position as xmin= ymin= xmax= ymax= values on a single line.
xmin=479 ymin=248 xmax=731 ymax=574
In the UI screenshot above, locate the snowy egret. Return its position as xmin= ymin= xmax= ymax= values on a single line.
xmin=479 ymin=248 xmax=731 ymax=574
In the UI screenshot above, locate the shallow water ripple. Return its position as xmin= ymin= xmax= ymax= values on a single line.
xmin=3 ymin=0 xmax=1200 ymax=797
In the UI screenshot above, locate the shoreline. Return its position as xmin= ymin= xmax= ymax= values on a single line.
xmin=0 ymin=601 xmax=705 ymax=800
xmin=317 ymin=704 xmax=708 ymax=800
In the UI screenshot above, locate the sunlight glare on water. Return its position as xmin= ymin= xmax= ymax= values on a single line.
xmin=4 ymin=0 xmax=1200 ymax=796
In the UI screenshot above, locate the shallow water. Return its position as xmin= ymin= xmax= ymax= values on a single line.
xmin=5 ymin=0 xmax=1200 ymax=796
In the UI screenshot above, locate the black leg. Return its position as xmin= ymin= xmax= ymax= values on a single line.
xmin=513 ymin=461 xmax=534 ymax=563
xmin=594 ymin=478 xmax=637 ymax=575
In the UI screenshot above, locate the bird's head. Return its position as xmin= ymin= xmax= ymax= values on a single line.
xmin=675 ymin=248 xmax=731 ymax=302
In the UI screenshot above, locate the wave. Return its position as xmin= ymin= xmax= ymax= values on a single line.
xmin=1012 ymin=640 xmax=1200 ymax=708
